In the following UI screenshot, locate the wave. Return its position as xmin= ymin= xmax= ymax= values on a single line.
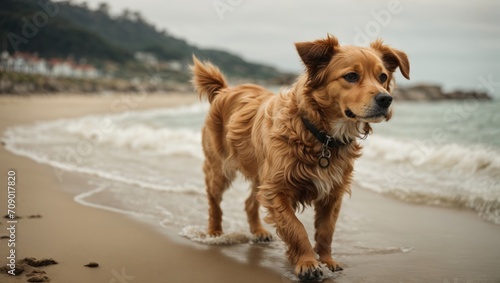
xmin=358 ymin=136 xmax=500 ymax=224
xmin=1 ymin=104 xmax=207 ymax=194
xmin=79 ymin=124 xmax=203 ymax=159
xmin=361 ymin=135 xmax=500 ymax=177
xmin=3 ymin=104 xmax=206 ymax=159
xmin=2 ymin=103 xmax=499 ymax=224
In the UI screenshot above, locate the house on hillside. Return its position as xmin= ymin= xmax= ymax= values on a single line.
xmin=1 ymin=52 xmax=50 ymax=75
xmin=49 ymin=59 xmax=74 ymax=77
xmin=74 ymin=64 xmax=99 ymax=79
xmin=0 ymin=51 xmax=100 ymax=79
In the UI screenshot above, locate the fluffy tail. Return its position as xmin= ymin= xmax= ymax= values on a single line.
xmin=191 ymin=55 xmax=228 ymax=103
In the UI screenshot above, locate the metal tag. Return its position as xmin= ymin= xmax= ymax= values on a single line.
xmin=319 ymin=140 xmax=332 ymax=168
xmin=319 ymin=156 xmax=330 ymax=168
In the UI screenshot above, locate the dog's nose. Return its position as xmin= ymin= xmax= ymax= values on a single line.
xmin=375 ymin=93 xmax=393 ymax=109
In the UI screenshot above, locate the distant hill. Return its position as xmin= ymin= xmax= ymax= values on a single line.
xmin=0 ymin=0 xmax=289 ymax=81
xmin=0 ymin=1 xmax=131 ymax=63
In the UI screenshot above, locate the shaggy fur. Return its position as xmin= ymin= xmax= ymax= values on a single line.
xmin=191 ymin=34 xmax=409 ymax=280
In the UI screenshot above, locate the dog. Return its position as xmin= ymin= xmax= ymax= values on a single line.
xmin=191 ymin=34 xmax=409 ymax=281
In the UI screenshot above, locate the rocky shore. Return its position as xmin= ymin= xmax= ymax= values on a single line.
xmin=393 ymin=84 xmax=491 ymax=101
xmin=0 ymin=71 xmax=191 ymax=95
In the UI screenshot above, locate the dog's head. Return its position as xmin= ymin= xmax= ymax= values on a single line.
xmin=295 ymin=34 xmax=410 ymax=123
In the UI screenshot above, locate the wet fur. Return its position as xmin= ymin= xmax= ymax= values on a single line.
xmin=191 ymin=34 xmax=409 ymax=280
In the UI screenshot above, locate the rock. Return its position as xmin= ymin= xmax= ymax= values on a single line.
xmin=0 ymin=265 xmax=24 ymax=275
xmin=84 ymin=262 xmax=99 ymax=268
xmin=393 ymin=84 xmax=492 ymax=101
xmin=26 ymin=269 xmax=46 ymax=277
xmin=3 ymin=214 xmax=21 ymax=219
xmin=27 ymin=275 xmax=50 ymax=282
xmin=20 ymin=258 xmax=58 ymax=267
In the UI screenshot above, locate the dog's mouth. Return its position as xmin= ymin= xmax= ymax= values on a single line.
xmin=345 ymin=109 xmax=357 ymax=119
xmin=344 ymin=108 xmax=388 ymax=122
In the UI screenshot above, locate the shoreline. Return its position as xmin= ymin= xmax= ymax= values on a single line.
xmin=1 ymin=93 xmax=499 ymax=282
xmin=0 ymin=93 xmax=283 ymax=283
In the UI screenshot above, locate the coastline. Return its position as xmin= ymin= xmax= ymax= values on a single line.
xmin=0 ymin=94 xmax=499 ymax=283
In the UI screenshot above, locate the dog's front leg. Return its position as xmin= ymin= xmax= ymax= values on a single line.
xmin=314 ymin=195 xmax=343 ymax=272
xmin=260 ymin=192 xmax=323 ymax=281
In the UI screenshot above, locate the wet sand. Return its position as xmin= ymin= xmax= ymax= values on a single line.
xmin=0 ymin=93 xmax=499 ymax=283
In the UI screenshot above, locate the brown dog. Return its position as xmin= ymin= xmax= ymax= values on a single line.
xmin=192 ymin=35 xmax=409 ymax=281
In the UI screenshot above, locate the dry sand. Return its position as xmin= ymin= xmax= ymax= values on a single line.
xmin=0 ymin=93 xmax=499 ymax=283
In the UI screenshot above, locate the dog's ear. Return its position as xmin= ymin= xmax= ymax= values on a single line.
xmin=295 ymin=34 xmax=339 ymax=87
xmin=370 ymin=40 xmax=410 ymax=80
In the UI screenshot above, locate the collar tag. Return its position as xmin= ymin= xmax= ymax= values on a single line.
xmin=300 ymin=116 xmax=353 ymax=168
xmin=319 ymin=138 xmax=332 ymax=168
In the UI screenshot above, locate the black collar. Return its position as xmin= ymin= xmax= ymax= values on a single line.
xmin=301 ymin=117 xmax=353 ymax=148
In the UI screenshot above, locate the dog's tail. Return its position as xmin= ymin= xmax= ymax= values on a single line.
xmin=191 ymin=55 xmax=228 ymax=103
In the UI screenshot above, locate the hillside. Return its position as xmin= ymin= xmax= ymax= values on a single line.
xmin=0 ymin=1 xmax=131 ymax=63
xmin=0 ymin=0 xmax=288 ymax=81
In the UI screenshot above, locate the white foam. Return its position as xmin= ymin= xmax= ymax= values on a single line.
xmin=179 ymin=225 xmax=250 ymax=245
xmin=361 ymin=135 xmax=500 ymax=177
xmin=357 ymin=135 xmax=500 ymax=224
xmin=94 ymin=125 xmax=202 ymax=158
xmin=3 ymin=108 xmax=205 ymax=160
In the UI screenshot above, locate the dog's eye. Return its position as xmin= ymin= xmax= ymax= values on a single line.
xmin=379 ymin=73 xmax=388 ymax=83
xmin=343 ymin=72 xmax=359 ymax=83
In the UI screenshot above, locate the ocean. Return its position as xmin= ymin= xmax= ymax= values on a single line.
xmin=3 ymin=97 xmax=500 ymax=279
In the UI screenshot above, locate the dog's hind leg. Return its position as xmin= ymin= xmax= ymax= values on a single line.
xmin=204 ymin=158 xmax=234 ymax=236
xmin=245 ymin=180 xmax=273 ymax=242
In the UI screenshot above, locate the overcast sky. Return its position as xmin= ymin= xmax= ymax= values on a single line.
xmin=80 ymin=0 xmax=500 ymax=95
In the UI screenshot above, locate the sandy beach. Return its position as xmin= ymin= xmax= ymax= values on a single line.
xmin=1 ymin=94 xmax=500 ymax=283
xmin=0 ymin=94 xmax=281 ymax=283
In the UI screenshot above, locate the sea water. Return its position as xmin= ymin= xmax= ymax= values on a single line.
xmin=3 ymin=98 xmax=500 ymax=279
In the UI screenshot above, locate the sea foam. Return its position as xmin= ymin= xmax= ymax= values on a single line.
xmin=358 ymin=135 xmax=500 ymax=224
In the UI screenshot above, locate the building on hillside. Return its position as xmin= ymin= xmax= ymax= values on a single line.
xmin=1 ymin=51 xmax=51 ymax=75
xmin=49 ymin=58 xmax=74 ymax=77
xmin=73 ymin=64 xmax=99 ymax=79
xmin=0 ymin=51 xmax=100 ymax=79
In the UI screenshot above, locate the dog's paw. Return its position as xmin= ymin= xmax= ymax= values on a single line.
xmin=295 ymin=259 xmax=323 ymax=281
xmin=252 ymin=229 xmax=273 ymax=243
xmin=207 ymin=230 xmax=223 ymax=237
xmin=321 ymin=258 xmax=343 ymax=272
